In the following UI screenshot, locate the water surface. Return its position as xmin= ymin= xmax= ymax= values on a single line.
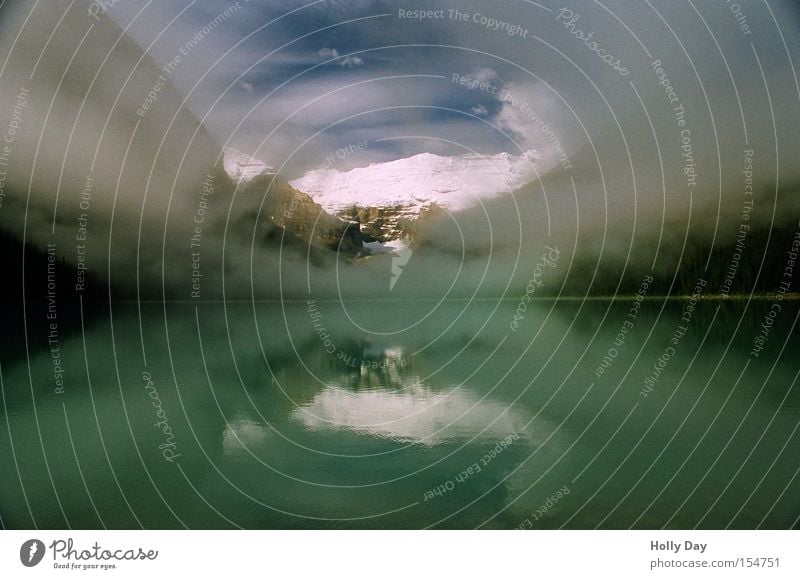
xmin=1 ymin=299 xmax=798 ymax=529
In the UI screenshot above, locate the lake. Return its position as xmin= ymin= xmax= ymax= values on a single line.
xmin=1 ymin=298 xmax=798 ymax=529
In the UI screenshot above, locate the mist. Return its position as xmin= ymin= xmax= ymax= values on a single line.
xmin=1 ymin=0 xmax=799 ymax=301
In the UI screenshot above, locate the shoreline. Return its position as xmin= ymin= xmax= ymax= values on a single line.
xmin=9 ymin=293 xmax=794 ymax=305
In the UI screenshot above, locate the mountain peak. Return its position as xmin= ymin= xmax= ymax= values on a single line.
xmin=290 ymin=149 xmax=543 ymax=214
xmin=223 ymin=148 xmax=276 ymax=184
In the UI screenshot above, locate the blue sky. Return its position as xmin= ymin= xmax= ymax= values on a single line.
xmin=103 ymin=0 xmax=800 ymax=179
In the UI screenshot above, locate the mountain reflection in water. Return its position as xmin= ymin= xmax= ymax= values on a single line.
xmin=0 ymin=299 xmax=798 ymax=529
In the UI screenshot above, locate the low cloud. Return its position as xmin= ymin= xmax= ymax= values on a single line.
xmin=339 ymin=55 xmax=364 ymax=68
xmin=318 ymin=47 xmax=339 ymax=59
xmin=470 ymin=104 xmax=488 ymax=117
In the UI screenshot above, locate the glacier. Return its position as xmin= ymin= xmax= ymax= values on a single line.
xmin=290 ymin=148 xmax=545 ymax=213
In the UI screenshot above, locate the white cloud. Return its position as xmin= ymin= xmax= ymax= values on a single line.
xmin=494 ymin=82 xmax=560 ymax=149
xmin=318 ymin=47 xmax=339 ymax=59
xmin=319 ymin=48 xmax=364 ymax=68
xmin=470 ymin=104 xmax=488 ymax=117
xmin=339 ymin=55 xmax=364 ymax=68
xmin=472 ymin=68 xmax=498 ymax=83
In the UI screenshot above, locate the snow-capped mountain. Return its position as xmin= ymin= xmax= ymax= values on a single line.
xmin=224 ymin=148 xmax=275 ymax=183
xmin=220 ymin=148 xmax=547 ymax=246
xmin=290 ymin=149 xmax=544 ymax=214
